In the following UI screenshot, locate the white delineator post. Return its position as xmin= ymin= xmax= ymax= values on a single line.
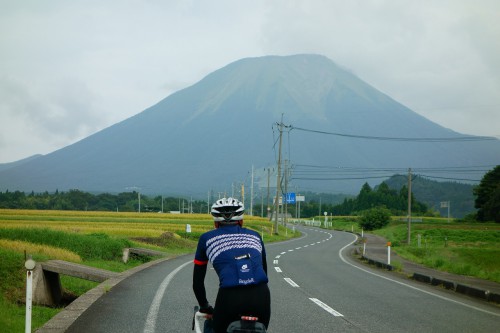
xmin=387 ymin=242 xmax=391 ymax=265
xmin=25 ymin=257 xmax=36 ymax=333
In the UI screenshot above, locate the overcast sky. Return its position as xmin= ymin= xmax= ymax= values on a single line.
xmin=1 ymin=0 xmax=499 ymax=163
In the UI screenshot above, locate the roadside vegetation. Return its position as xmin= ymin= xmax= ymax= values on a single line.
xmin=374 ymin=220 xmax=500 ymax=282
xmin=0 ymin=209 xmax=295 ymax=332
xmin=323 ymin=216 xmax=500 ymax=283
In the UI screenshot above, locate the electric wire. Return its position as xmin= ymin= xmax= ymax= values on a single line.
xmin=291 ymin=126 xmax=497 ymax=142
xmin=290 ymin=164 xmax=493 ymax=183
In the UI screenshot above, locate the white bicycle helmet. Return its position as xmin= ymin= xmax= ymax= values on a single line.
xmin=211 ymin=198 xmax=244 ymax=225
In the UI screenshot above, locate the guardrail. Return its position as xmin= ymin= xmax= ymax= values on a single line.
xmin=33 ymin=260 xmax=120 ymax=306
xmin=33 ymin=248 xmax=168 ymax=306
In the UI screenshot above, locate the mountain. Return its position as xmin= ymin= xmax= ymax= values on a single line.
xmin=0 ymin=154 xmax=43 ymax=172
xmin=381 ymin=175 xmax=475 ymax=218
xmin=0 ymin=54 xmax=499 ymax=197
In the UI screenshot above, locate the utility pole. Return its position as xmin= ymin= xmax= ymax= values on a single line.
xmin=261 ymin=191 xmax=264 ymax=217
xmin=241 ymin=183 xmax=245 ymax=206
xmin=319 ymin=197 xmax=322 ymax=217
xmin=284 ymin=159 xmax=288 ymax=228
xmin=250 ymin=165 xmax=254 ymax=216
xmin=274 ymin=117 xmax=284 ymax=235
xmin=407 ymin=168 xmax=412 ymax=245
xmin=208 ymin=190 xmax=211 ymax=214
xmin=273 ymin=116 xmax=291 ymax=234
xmin=266 ymin=168 xmax=271 ymax=220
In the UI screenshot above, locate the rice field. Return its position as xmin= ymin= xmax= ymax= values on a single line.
xmin=0 ymin=208 xmax=288 ymax=332
xmin=0 ymin=209 xmax=272 ymax=237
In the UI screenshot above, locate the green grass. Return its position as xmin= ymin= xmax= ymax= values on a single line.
xmin=0 ymin=248 xmax=63 ymax=332
xmin=373 ymin=221 xmax=500 ymax=283
xmin=0 ymin=228 xmax=131 ymax=260
xmin=0 ymin=296 xmax=60 ymax=333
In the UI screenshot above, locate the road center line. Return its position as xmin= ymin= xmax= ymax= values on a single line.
xmin=284 ymin=278 xmax=299 ymax=287
xmin=309 ymin=298 xmax=344 ymax=317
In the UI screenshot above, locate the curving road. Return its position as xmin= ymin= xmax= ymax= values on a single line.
xmin=67 ymin=226 xmax=500 ymax=332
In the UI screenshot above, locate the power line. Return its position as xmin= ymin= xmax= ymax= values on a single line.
xmin=415 ymin=174 xmax=482 ymax=182
xmin=289 ymin=163 xmax=492 ymax=183
xmin=291 ymin=126 xmax=497 ymax=142
xmin=292 ymin=175 xmax=395 ymax=181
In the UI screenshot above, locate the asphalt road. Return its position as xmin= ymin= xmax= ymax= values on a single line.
xmin=66 ymin=226 xmax=500 ymax=332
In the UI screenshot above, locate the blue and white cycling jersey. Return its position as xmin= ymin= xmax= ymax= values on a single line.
xmin=194 ymin=225 xmax=268 ymax=288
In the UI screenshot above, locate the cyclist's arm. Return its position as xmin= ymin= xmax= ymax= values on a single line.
xmin=262 ymin=252 xmax=268 ymax=275
xmin=193 ymin=261 xmax=209 ymax=307
xmin=261 ymin=239 xmax=268 ymax=275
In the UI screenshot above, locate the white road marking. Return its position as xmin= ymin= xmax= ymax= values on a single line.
xmin=280 ymin=251 xmax=287 ymax=255
xmin=309 ymin=298 xmax=344 ymax=317
xmin=284 ymin=278 xmax=299 ymax=287
xmin=295 ymin=247 xmax=302 ymax=250
xmin=143 ymin=260 xmax=192 ymax=333
xmin=275 ymin=255 xmax=281 ymax=259
xmin=338 ymin=236 xmax=500 ymax=318
xmin=275 ymin=267 xmax=282 ymax=273
xmin=273 ymin=260 xmax=279 ymax=265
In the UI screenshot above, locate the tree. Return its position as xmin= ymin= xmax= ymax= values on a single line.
xmin=474 ymin=165 xmax=500 ymax=222
xmin=332 ymin=181 xmax=427 ymax=216
xmin=358 ymin=206 xmax=392 ymax=230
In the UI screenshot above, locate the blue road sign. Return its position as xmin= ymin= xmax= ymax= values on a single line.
xmin=284 ymin=192 xmax=296 ymax=204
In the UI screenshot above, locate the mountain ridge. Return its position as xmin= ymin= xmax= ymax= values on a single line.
xmin=0 ymin=54 xmax=498 ymax=196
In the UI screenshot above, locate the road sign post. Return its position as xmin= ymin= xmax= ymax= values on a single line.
xmin=296 ymin=195 xmax=305 ymax=221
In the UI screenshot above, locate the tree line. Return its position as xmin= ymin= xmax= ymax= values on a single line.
xmin=0 ymin=165 xmax=497 ymax=222
xmin=0 ymin=185 xmax=425 ymax=218
xmin=0 ymin=190 xmax=208 ymax=213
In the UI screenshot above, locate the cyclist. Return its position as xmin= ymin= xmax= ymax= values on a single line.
xmin=193 ymin=198 xmax=270 ymax=333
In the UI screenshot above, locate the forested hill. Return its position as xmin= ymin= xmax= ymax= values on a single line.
xmin=382 ymin=175 xmax=475 ymax=218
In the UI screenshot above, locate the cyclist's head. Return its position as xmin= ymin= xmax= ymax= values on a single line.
xmin=211 ymin=197 xmax=244 ymax=228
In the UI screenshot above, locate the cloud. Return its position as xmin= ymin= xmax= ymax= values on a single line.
xmin=0 ymin=76 xmax=105 ymax=156
xmin=0 ymin=0 xmax=499 ymax=163
xmin=259 ymin=0 xmax=500 ymax=135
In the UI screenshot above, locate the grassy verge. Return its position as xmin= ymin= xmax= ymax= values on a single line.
xmin=319 ymin=216 xmax=500 ymax=282
xmin=373 ymin=220 xmax=500 ymax=283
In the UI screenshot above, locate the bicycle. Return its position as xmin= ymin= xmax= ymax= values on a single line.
xmin=192 ymin=306 xmax=267 ymax=333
